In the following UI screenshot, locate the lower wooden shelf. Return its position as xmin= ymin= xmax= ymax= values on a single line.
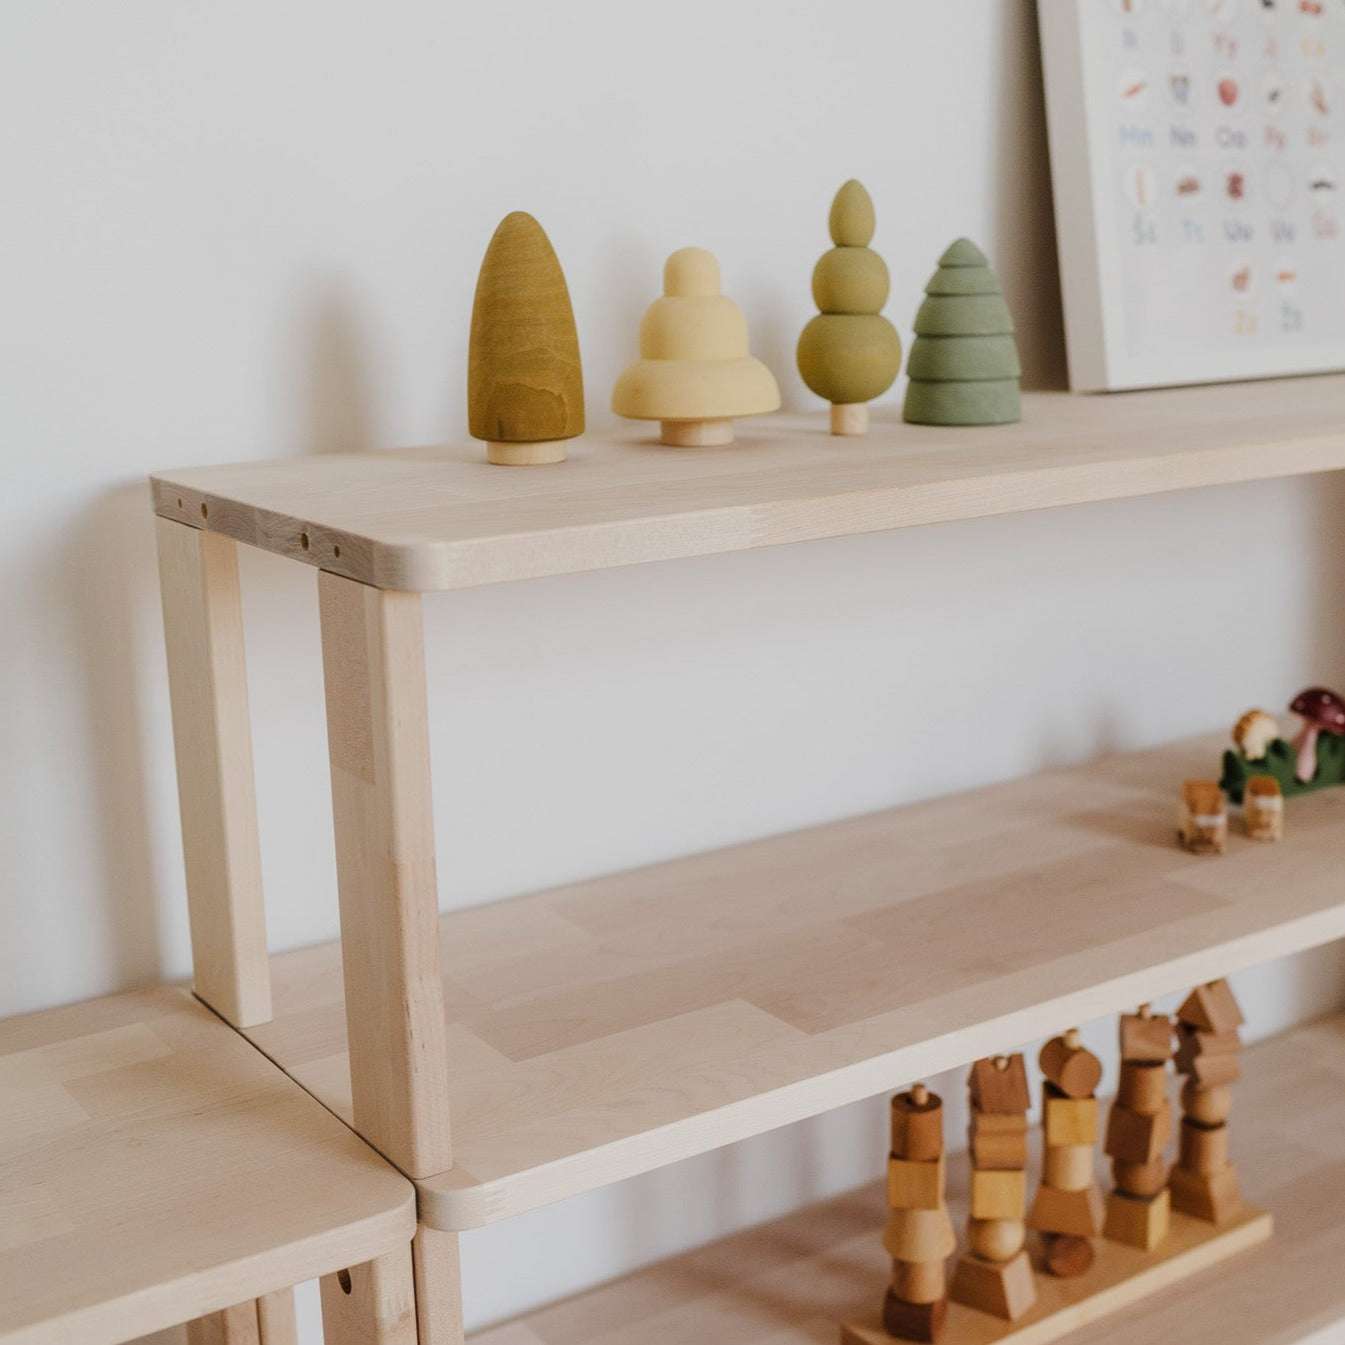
xmin=471 ymin=1012 xmax=1345 ymax=1345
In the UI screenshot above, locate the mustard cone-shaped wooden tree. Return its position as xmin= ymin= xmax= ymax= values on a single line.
xmin=796 ymin=180 xmax=903 ymax=436
xmin=469 ymin=211 xmax=585 ymax=466
xmin=903 ymin=239 xmax=1020 ymax=427
xmin=612 ymin=247 xmax=780 ymax=446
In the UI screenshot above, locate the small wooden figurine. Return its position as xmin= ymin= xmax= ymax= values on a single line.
xmin=881 ymin=1085 xmax=956 ymax=1342
xmin=1028 ymin=1029 xmax=1103 ymax=1277
xmin=1221 ymin=690 xmax=1345 ymax=801
xmin=468 ymin=212 xmax=585 ymax=465
xmin=903 ymin=240 xmax=1021 ymax=427
xmin=611 ymin=247 xmax=780 ymax=446
xmin=796 ymin=180 xmax=903 ymax=436
xmin=1177 ymin=779 xmax=1227 ymax=854
xmin=1169 ymin=981 xmax=1245 ymax=1224
xmin=951 ymin=1056 xmax=1036 ymax=1321
xmin=1103 ymin=1006 xmax=1174 ymax=1251
xmin=1243 ymin=775 xmax=1284 ymax=841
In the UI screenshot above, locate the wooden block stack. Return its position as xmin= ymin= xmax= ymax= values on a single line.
xmin=1028 ymin=1029 xmax=1104 ymax=1278
xmin=1170 ymin=980 xmax=1245 ymax=1225
xmin=1178 ymin=779 xmax=1227 ymax=854
xmin=950 ymin=1055 xmax=1036 ymax=1321
xmin=883 ymin=1085 xmax=956 ymax=1342
xmin=1103 ymin=1005 xmax=1174 ymax=1251
xmin=1244 ymin=775 xmax=1284 ymax=841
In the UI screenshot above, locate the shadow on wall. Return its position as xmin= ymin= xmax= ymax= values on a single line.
xmin=1307 ymin=469 xmax=1345 ymax=681
xmin=305 ymin=290 xmax=376 ymax=457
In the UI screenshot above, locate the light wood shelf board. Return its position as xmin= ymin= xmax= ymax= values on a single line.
xmin=152 ymin=375 xmax=1345 ymax=591
xmin=470 ymin=1013 xmax=1345 ymax=1345
xmin=0 ymin=986 xmax=415 ymax=1345
xmin=241 ymin=733 xmax=1345 ymax=1230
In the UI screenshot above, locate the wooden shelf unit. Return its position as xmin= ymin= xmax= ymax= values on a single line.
xmin=470 ymin=1013 xmax=1345 ymax=1345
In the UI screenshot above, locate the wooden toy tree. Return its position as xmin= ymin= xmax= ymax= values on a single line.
xmin=1028 ymin=1029 xmax=1103 ymax=1277
xmin=951 ymin=1055 xmax=1036 ymax=1321
xmin=612 ymin=247 xmax=780 ymax=446
xmin=796 ymin=179 xmax=903 ymax=436
xmin=468 ymin=212 xmax=585 ymax=466
xmin=903 ymin=239 xmax=1021 ymax=427
xmin=1103 ymin=1006 xmax=1175 ymax=1251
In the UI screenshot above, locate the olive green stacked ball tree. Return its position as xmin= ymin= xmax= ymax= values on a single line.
xmin=796 ymin=180 xmax=903 ymax=436
xmin=469 ymin=211 xmax=585 ymax=466
xmin=903 ymin=239 xmax=1021 ymax=427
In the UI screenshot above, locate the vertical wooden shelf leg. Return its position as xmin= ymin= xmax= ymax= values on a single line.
xmin=320 ymin=1246 xmax=418 ymax=1345
xmin=414 ymin=1225 xmax=467 ymax=1345
xmin=186 ymin=1300 xmax=262 ymax=1345
xmin=319 ymin=572 xmax=453 ymax=1180
xmin=256 ymin=1287 xmax=299 ymax=1344
xmin=156 ymin=517 xmax=271 ymax=1028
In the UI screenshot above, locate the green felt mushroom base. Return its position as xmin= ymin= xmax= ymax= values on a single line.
xmin=1219 ymin=735 xmax=1345 ymax=803
xmin=903 ymin=377 xmax=1021 ymax=426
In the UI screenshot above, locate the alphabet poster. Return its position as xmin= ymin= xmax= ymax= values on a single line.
xmin=1039 ymin=0 xmax=1345 ymax=390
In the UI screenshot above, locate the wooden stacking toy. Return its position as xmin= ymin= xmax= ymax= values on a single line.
xmin=468 ymin=211 xmax=585 ymax=465
xmin=880 ymin=1085 xmax=956 ymax=1342
xmin=1170 ymin=981 xmax=1245 ymax=1224
xmin=796 ymin=179 xmax=903 ymax=436
xmin=1103 ymin=1006 xmax=1174 ymax=1251
xmin=1028 ymin=1029 xmax=1103 ymax=1277
xmin=1178 ymin=779 xmax=1227 ymax=854
xmin=1244 ymin=775 xmax=1284 ymax=840
xmin=950 ymin=1055 xmax=1036 ymax=1321
xmin=612 ymin=247 xmax=780 ymax=446
xmin=903 ymin=240 xmax=1021 ymax=427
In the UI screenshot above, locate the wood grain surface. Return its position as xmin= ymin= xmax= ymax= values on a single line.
xmin=240 ymin=732 xmax=1345 ymax=1229
xmin=153 ymin=374 xmax=1345 ymax=591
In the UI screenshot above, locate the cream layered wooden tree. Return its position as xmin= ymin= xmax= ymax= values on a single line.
xmin=612 ymin=247 xmax=780 ymax=446
xmin=469 ymin=212 xmax=585 ymax=466
xmin=796 ymin=179 xmax=902 ymax=435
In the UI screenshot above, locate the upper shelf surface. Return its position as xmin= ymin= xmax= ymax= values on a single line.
xmin=244 ymin=733 xmax=1345 ymax=1230
xmin=153 ymin=375 xmax=1345 ymax=591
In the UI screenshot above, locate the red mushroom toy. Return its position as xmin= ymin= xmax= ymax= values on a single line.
xmin=1288 ymin=687 xmax=1345 ymax=783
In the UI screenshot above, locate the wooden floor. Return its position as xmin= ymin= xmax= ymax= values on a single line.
xmin=152 ymin=374 xmax=1345 ymax=591
xmin=471 ymin=1013 xmax=1345 ymax=1345
xmin=0 ymin=986 xmax=414 ymax=1345
xmin=242 ymin=732 xmax=1345 ymax=1230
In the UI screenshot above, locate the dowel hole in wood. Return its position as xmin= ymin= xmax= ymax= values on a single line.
xmin=300 ymin=531 xmax=310 ymax=551
xmin=175 ymin=497 xmax=183 ymax=509
xmin=199 ymin=502 xmax=208 ymax=519
xmin=333 ymin=544 xmax=340 ymax=558
xmin=338 ymin=1269 xmax=352 ymax=1295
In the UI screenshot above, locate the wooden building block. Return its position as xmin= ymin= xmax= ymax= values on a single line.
xmin=882 ymin=1290 xmax=947 ymax=1343
xmin=1169 ymin=1163 xmax=1242 ymax=1225
xmin=1178 ymin=780 xmax=1227 ymax=854
xmin=892 ymin=1257 xmax=947 ymax=1305
xmin=1113 ymin=1155 xmax=1168 ymax=1199
xmin=1119 ymin=1010 xmax=1174 ymax=1063
xmin=968 ymin=1218 xmax=1026 ymax=1263
xmin=1244 ymin=775 xmax=1284 ymax=841
xmin=1041 ymin=1234 xmax=1094 ymax=1279
xmin=1043 ymin=1088 xmax=1098 ymax=1146
xmin=969 ymin=1109 xmax=1028 ymax=1169
xmin=891 ymin=1087 xmax=944 ymax=1161
xmin=1182 ymin=1080 xmax=1233 ymax=1125
xmin=883 ymin=1207 xmax=958 ymax=1262
xmin=1117 ymin=1060 xmax=1169 ymax=1113
xmin=969 ymin=1055 xmax=1030 ymax=1114
xmin=1175 ymin=1027 xmax=1243 ymax=1085
xmin=1105 ymin=1098 xmax=1173 ymax=1164
xmin=1044 ymin=1142 xmax=1095 ymax=1192
xmin=1177 ymin=980 xmax=1246 ymax=1033
xmin=1179 ymin=1119 xmax=1230 ymax=1174
xmin=1176 ymin=1023 xmax=1243 ymax=1058
xmin=1027 ymin=1183 xmax=1104 ymax=1238
xmin=888 ymin=1155 xmax=946 ymax=1211
xmin=949 ymin=1248 xmax=1037 ymax=1320
xmin=970 ymin=1168 xmax=1027 ymax=1221
xmin=1038 ymin=1032 xmax=1103 ymax=1099
xmin=1103 ymin=1188 xmax=1171 ymax=1251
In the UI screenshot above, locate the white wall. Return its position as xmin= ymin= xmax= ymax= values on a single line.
xmin=3 ymin=3 xmax=1344 ymax=1342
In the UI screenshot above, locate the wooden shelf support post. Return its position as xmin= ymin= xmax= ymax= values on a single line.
xmin=320 ymin=1245 xmax=419 ymax=1345
xmin=156 ymin=517 xmax=271 ymax=1028
xmin=318 ymin=571 xmax=453 ymax=1181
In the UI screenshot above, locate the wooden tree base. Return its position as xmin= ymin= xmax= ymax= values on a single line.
xmin=486 ymin=439 xmax=567 ymax=466
xmin=842 ymin=1203 xmax=1269 ymax=1345
xmin=831 ymin=403 xmax=869 ymax=436
xmin=659 ymin=418 xmax=734 ymax=447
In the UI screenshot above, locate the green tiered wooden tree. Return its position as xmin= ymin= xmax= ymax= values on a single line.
xmin=796 ymin=180 xmax=903 ymax=436
xmin=903 ymin=239 xmax=1020 ymax=427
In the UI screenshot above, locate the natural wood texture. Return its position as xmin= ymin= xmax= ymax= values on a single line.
xmin=892 ymin=1090 xmax=945 ymax=1161
xmin=319 ymin=1247 xmax=417 ymax=1345
xmin=156 ymin=518 xmax=269 ymax=1028
xmin=1041 ymin=1093 xmax=1097 ymax=1148
xmin=1178 ymin=780 xmax=1227 ymax=855
xmin=255 ymin=1290 xmax=297 ymax=1345
xmin=1178 ymin=981 xmax=1247 ymax=1034
xmin=487 ymin=440 xmax=567 ymax=468
xmin=1038 ymin=1237 xmax=1093 ymax=1281
xmin=1043 ymin=1145 xmax=1094 ymax=1193
xmin=152 ymin=373 xmax=1345 ymax=593
xmin=468 ymin=212 xmax=584 ymax=453
xmin=0 ymin=986 xmax=414 ymax=1345
xmin=948 ymin=1250 xmax=1036 ymax=1322
xmin=889 ymin=1156 xmax=947 ymax=1211
xmin=1168 ymin=1165 xmax=1243 ymax=1225
xmin=318 ymin=572 xmax=453 ymax=1181
xmin=970 ymin=1170 xmax=1027 ymax=1222
xmin=238 ymin=731 xmax=1345 ymax=1227
xmin=412 ymin=1226 xmax=466 ymax=1345
xmin=1102 ymin=1189 xmax=1170 ymax=1252
xmin=969 ymin=1058 xmax=1029 ymax=1115
xmin=186 ymin=1302 xmax=260 ymax=1345
xmin=831 ymin=403 xmax=869 ymax=436
xmin=1038 ymin=1037 xmax=1101 ymax=1100
xmin=893 ymin=1260 xmax=947 ymax=1305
